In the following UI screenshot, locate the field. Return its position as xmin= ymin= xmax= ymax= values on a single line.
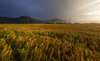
xmin=0 ymin=24 xmax=100 ymax=61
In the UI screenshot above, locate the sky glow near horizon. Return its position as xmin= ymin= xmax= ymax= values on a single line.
xmin=0 ymin=0 xmax=100 ymax=23
xmin=60 ymin=0 xmax=100 ymax=23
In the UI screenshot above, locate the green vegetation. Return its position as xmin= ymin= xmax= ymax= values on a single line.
xmin=0 ymin=24 xmax=100 ymax=61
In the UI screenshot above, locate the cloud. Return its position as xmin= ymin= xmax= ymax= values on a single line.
xmin=0 ymin=0 xmax=63 ymax=19
xmin=85 ymin=11 xmax=100 ymax=15
xmin=78 ymin=0 xmax=100 ymax=10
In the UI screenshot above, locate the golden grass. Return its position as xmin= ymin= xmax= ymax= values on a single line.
xmin=0 ymin=24 xmax=100 ymax=61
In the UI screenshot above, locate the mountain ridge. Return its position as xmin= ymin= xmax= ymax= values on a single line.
xmin=0 ymin=16 xmax=69 ymax=24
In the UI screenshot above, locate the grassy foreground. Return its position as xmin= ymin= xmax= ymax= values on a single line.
xmin=0 ymin=24 xmax=100 ymax=61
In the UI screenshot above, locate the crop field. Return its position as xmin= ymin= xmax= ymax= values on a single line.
xmin=0 ymin=24 xmax=100 ymax=61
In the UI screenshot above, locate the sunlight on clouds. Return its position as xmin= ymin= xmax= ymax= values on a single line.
xmin=85 ymin=11 xmax=100 ymax=15
xmin=78 ymin=0 xmax=100 ymax=10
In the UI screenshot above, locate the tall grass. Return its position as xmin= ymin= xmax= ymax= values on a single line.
xmin=0 ymin=24 xmax=100 ymax=61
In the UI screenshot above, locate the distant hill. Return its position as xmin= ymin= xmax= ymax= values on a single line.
xmin=0 ymin=16 xmax=42 ymax=24
xmin=44 ymin=18 xmax=68 ymax=24
xmin=0 ymin=16 xmax=69 ymax=24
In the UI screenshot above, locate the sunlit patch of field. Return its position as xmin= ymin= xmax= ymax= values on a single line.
xmin=0 ymin=24 xmax=100 ymax=61
xmin=0 ymin=24 xmax=100 ymax=31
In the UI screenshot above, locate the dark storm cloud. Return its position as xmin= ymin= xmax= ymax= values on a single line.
xmin=0 ymin=0 xmax=52 ymax=19
xmin=0 ymin=0 xmax=69 ymax=20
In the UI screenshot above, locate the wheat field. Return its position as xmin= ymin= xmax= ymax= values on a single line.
xmin=0 ymin=24 xmax=100 ymax=61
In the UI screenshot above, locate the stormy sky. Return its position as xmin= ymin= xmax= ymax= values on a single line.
xmin=0 ymin=0 xmax=100 ymax=23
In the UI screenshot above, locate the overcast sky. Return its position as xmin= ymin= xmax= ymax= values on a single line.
xmin=0 ymin=0 xmax=100 ymax=23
